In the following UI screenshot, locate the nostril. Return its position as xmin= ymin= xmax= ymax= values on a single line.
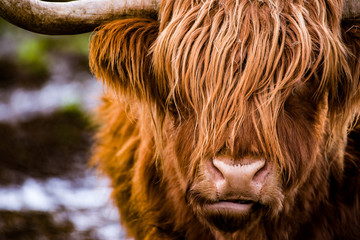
xmin=252 ymin=161 xmax=271 ymax=183
xmin=205 ymin=157 xmax=225 ymax=181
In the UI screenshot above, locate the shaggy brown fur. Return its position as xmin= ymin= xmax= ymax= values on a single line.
xmin=89 ymin=0 xmax=360 ymax=239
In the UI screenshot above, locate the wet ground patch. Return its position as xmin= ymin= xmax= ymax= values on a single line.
xmin=0 ymin=106 xmax=94 ymax=186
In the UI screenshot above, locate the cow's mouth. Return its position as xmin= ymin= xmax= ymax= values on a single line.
xmin=196 ymin=198 xmax=261 ymax=232
xmin=203 ymin=199 xmax=255 ymax=215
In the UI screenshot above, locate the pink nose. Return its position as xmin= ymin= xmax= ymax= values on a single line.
xmin=206 ymin=157 xmax=271 ymax=198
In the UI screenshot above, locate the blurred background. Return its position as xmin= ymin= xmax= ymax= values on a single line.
xmin=0 ymin=1 xmax=126 ymax=239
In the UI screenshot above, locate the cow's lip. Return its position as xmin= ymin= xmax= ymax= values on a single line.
xmin=203 ymin=199 xmax=255 ymax=215
xmin=196 ymin=199 xmax=261 ymax=232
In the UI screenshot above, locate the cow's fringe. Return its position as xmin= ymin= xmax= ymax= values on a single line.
xmin=153 ymin=0 xmax=357 ymax=180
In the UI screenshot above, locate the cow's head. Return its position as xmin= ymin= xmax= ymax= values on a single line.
xmin=2 ymin=0 xmax=359 ymax=236
xmin=148 ymin=1 xmax=360 ymax=234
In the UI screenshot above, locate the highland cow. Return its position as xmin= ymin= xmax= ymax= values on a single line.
xmin=1 ymin=0 xmax=360 ymax=239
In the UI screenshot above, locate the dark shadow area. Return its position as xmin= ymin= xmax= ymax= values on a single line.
xmin=0 ymin=210 xmax=99 ymax=240
xmin=0 ymin=106 xmax=95 ymax=186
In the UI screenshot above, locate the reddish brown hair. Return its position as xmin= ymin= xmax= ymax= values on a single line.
xmin=89 ymin=0 xmax=360 ymax=239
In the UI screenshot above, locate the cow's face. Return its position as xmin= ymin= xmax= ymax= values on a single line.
xmin=151 ymin=0 xmax=354 ymax=233
xmin=90 ymin=0 xmax=357 ymax=234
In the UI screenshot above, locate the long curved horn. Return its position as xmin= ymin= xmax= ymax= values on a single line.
xmin=0 ymin=0 xmax=159 ymax=35
xmin=343 ymin=0 xmax=360 ymax=21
